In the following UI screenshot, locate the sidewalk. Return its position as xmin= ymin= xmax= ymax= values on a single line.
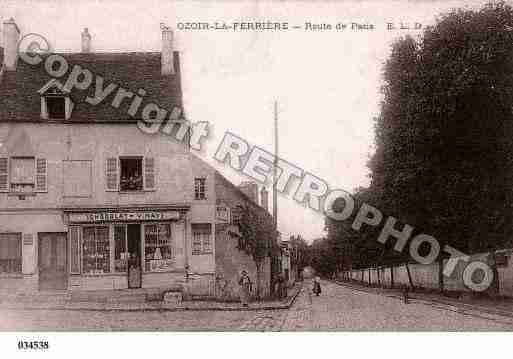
xmin=334 ymin=280 xmax=513 ymax=320
xmin=0 ymin=283 xmax=302 ymax=312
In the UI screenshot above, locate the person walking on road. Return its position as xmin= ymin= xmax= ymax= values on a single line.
xmin=239 ymin=270 xmax=252 ymax=307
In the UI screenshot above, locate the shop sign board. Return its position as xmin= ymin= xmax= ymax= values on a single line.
xmin=68 ymin=211 xmax=180 ymax=223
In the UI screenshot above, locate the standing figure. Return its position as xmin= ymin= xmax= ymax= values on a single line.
xmin=312 ymin=276 xmax=322 ymax=296
xmin=239 ymin=270 xmax=252 ymax=307
xmin=277 ymin=273 xmax=287 ymax=299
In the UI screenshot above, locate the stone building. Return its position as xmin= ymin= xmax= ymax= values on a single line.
xmin=0 ymin=19 xmax=273 ymax=299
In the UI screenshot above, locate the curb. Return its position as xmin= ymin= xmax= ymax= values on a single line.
xmin=0 ymin=284 xmax=303 ymax=312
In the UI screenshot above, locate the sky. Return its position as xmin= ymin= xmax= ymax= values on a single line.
xmin=0 ymin=0 xmax=487 ymax=242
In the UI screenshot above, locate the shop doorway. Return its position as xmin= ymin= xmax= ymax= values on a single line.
xmin=38 ymin=232 xmax=68 ymax=291
xmin=127 ymin=224 xmax=142 ymax=288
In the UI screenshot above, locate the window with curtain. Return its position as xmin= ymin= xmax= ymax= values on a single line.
xmin=0 ymin=233 xmax=22 ymax=274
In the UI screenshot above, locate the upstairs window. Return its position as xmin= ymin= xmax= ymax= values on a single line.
xmin=194 ymin=177 xmax=206 ymax=200
xmin=10 ymin=157 xmax=35 ymax=193
xmin=38 ymin=79 xmax=72 ymax=120
xmin=105 ymin=156 xmax=156 ymax=192
xmin=120 ymin=157 xmax=143 ymax=191
xmin=0 ymin=157 xmax=47 ymax=194
xmin=46 ymin=96 xmax=66 ymax=119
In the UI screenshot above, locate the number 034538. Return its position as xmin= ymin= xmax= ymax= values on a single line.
xmin=18 ymin=341 xmax=49 ymax=350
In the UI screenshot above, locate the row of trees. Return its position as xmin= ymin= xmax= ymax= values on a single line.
xmin=320 ymin=1 xmax=513 ymax=275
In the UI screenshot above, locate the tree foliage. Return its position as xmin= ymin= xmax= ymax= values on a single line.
xmin=327 ymin=2 xmax=513 ymax=271
xmin=288 ymin=234 xmax=309 ymax=270
xmin=371 ymin=1 xmax=513 ymax=254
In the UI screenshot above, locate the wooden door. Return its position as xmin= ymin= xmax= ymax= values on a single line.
xmin=38 ymin=232 xmax=67 ymax=290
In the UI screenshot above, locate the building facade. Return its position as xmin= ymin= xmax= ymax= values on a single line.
xmin=0 ymin=19 xmax=272 ymax=298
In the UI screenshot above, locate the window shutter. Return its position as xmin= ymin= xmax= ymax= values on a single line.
xmin=69 ymin=226 xmax=81 ymax=274
xmin=35 ymin=158 xmax=47 ymax=192
xmin=106 ymin=157 xmax=118 ymax=191
xmin=0 ymin=158 xmax=8 ymax=192
xmin=144 ymin=157 xmax=156 ymax=191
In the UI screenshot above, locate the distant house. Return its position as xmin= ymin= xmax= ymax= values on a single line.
xmin=0 ymin=19 xmax=273 ymax=299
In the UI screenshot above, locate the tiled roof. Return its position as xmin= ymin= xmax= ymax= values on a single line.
xmin=0 ymin=51 xmax=183 ymax=122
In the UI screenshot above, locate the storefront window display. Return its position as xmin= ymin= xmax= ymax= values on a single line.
xmin=82 ymin=226 xmax=110 ymax=274
xmin=144 ymin=224 xmax=173 ymax=272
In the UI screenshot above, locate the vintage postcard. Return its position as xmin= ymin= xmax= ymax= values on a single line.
xmin=1 ymin=0 xmax=512 ymax=356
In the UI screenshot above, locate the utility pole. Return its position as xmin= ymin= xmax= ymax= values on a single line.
xmin=271 ymin=100 xmax=279 ymax=297
xmin=273 ymin=100 xmax=278 ymax=229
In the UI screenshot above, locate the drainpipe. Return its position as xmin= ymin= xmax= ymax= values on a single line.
xmin=184 ymin=213 xmax=189 ymax=284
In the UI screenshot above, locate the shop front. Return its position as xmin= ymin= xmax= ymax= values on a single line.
xmin=64 ymin=208 xmax=188 ymax=291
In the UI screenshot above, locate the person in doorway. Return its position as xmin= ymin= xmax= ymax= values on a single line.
xmin=312 ymin=276 xmax=322 ymax=296
xmin=238 ymin=270 xmax=252 ymax=307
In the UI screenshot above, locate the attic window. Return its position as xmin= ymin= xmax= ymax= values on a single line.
xmin=38 ymin=80 xmax=73 ymax=120
xmin=46 ymin=96 xmax=66 ymax=119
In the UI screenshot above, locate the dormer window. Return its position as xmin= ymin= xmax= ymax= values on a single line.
xmin=38 ymin=79 xmax=73 ymax=120
xmin=46 ymin=96 xmax=66 ymax=119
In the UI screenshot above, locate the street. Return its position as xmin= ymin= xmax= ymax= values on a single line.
xmin=281 ymin=281 xmax=513 ymax=330
xmin=1 ymin=281 xmax=512 ymax=331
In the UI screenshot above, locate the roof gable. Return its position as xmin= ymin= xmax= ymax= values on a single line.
xmin=38 ymin=78 xmax=70 ymax=95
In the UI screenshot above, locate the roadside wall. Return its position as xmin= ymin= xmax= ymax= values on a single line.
xmin=341 ymin=249 xmax=513 ymax=297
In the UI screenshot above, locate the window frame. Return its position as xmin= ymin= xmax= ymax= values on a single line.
xmin=45 ymin=95 xmax=66 ymax=120
xmin=0 ymin=232 xmax=22 ymax=275
xmin=191 ymin=223 xmax=213 ymax=255
xmin=143 ymin=223 xmax=173 ymax=272
xmin=41 ymin=95 xmax=72 ymax=121
xmin=194 ymin=177 xmax=207 ymax=200
xmin=105 ymin=156 xmax=157 ymax=193
xmin=9 ymin=156 xmax=36 ymax=193
xmin=2 ymin=157 xmax=48 ymax=194
xmin=119 ymin=156 xmax=144 ymax=192
xmin=81 ymin=225 xmax=111 ymax=275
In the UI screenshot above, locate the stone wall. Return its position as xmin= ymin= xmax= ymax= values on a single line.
xmin=214 ymin=172 xmax=272 ymax=301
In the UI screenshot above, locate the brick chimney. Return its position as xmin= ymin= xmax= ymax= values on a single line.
xmin=161 ymin=27 xmax=175 ymax=75
xmin=260 ymin=186 xmax=269 ymax=212
xmin=81 ymin=28 xmax=91 ymax=53
xmin=2 ymin=18 xmax=20 ymax=71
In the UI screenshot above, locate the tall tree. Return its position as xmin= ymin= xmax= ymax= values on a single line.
xmin=370 ymin=1 xmax=513 ymax=254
